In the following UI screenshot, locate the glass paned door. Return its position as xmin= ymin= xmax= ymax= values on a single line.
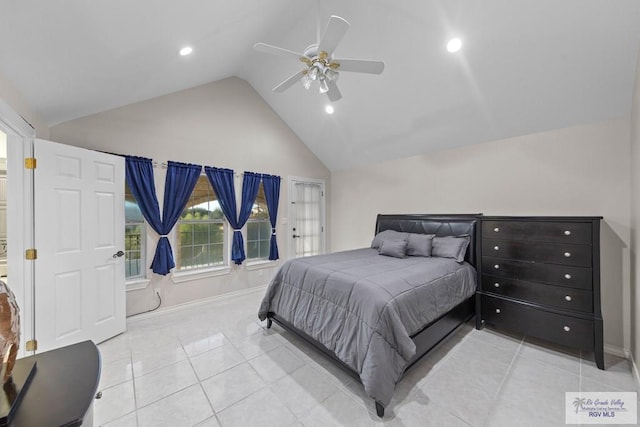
xmin=290 ymin=179 xmax=325 ymax=258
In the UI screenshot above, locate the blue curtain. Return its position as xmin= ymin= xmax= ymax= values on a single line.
xmin=125 ymin=156 xmax=164 ymax=275
xmin=152 ymin=161 xmax=202 ymax=275
xmin=203 ymin=168 xmax=263 ymax=265
xmin=235 ymin=172 xmax=261 ymax=264
xmin=204 ymin=167 xmax=243 ymax=263
xmin=262 ymin=174 xmax=281 ymax=260
xmin=124 ymin=156 xmax=163 ymax=232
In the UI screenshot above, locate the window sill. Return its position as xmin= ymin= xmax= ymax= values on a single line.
xmin=245 ymin=259 xmax=278 ymax=271
xmin=126 ymin=278 xmax=151 ymax=292
xmin=171 ymin=265 xmax=232 ymax=284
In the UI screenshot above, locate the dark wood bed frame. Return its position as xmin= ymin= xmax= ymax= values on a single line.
xmin=265 ymin=214 xmax=481 ymax=418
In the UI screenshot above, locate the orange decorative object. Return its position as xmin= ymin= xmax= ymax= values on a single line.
xmin=0 ymin=281 xmax=19 ymax=384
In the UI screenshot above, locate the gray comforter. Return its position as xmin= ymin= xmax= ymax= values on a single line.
xmin=258 ymin=248 xmax=476 ymax=407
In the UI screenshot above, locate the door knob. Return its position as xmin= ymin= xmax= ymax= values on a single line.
xmin=292 ymin=235 xmax=301 ymax=238
xmin=112 ymin=250 xmax=125 ymax=258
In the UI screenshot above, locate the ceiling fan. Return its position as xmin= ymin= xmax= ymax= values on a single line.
xmin=254 ymin=15 xmax=385 ymax=102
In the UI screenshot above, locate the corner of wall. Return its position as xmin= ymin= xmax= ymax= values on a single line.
xmin=0 ymin=71 xmax=49 ymax=138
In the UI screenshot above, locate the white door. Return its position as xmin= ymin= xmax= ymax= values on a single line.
xmin=289 ymin=177 xmax=325 ymax=258
xmin=34 ymin=139 xmax=125 ymax=352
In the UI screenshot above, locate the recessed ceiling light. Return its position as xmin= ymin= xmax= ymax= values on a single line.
xmin=325 ymin=105 xmax=334 ymax=114
xmin=179 ymin=46 xmax=193 ymax=56
xmin=446 ymin=38 xmax=462 ymax=53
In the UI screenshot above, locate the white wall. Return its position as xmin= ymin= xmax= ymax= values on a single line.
xmin=630 ymin=45 xmax=640 ymax=371
xmin=331 ymin=119 xmax=631 ymax=350
xmin=51 ymin=77 xmax=331 ymax=315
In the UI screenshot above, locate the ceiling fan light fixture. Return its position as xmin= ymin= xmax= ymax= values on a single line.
xmin=301 ymin=73 xmax=312 ymax=90
xmin=325 ymin=68 xmax=339 ymax=82
xmin=308 ymin=66 xmax=320 ymax=81
xmin=318 ymin=79 xmax=329 ymax=94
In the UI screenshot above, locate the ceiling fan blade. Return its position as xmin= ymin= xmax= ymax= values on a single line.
xmin=331 ymin=58 xmax=385 ymax=74
xmin=273 ymin=70 xmax=307 ymax=92
xmin=318 ymin=15 xmax=350 ymax=55
xmin=254 ymin=43 xmax=305 ymax=61
xmin=326 ymin=82 xmax=342 ymax=102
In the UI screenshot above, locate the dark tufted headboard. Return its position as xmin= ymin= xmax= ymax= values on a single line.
xmin=374 ymin=214 xmax=482 ymax=267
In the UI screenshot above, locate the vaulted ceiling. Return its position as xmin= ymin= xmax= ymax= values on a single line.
xmin=1 ymin=1 xmax=639 ymax=170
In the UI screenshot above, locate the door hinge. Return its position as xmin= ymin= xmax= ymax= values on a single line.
xmin=24 ymin=157 xmax=37 ymax=169
xmin=26 ymin=340 xmax=38 ymax=352
xmin=25 ymin=248 xmax=37 ymax=260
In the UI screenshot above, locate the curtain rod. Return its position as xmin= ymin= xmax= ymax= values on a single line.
xmin=151 ymin=162 xmax=242 ymax=177
xmin=129 ymin=157 xmax=276 ymax=179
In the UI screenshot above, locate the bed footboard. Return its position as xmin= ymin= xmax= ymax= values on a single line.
xmin=265 ymin=295 xmax=474 ymax=418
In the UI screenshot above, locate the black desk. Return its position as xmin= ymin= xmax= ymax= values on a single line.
xmin=9 ymin=341 xmax=100 ymax=427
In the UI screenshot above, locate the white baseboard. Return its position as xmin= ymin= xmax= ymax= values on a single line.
xmin=127 ymin=284 xmax=268 ymax=323
xmin=629 ymin=350 xmax=640 ymax=390
xmin=605 ymin=345 xmax=640 ymax=389
xmin=604 ymin=344 xmax=629 ymax=359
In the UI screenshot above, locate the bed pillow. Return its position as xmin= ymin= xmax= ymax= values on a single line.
xmin=431 ymin=235 xmax=470 ymax=263
xmin=371 ymin=230 xmax=408 ymax=249
xmin=378 ymin=239 xmax=408 ymax=258
xmin=406 ymin=233 xmax=435 ymax=257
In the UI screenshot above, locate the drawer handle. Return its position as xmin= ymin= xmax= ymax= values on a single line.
xmin=494 ymin=283 xmax=500 ymax=288
xmin=494 ymin=227 xmax=500 ymax=232
xmin=564 ymin=230 xmax=571 ymax=236
xmin=564 ymin=273 xmax=572 ymax=280
xmin=563 ymin=326 xmax=571 ymax=332
xmin=565 ymin=295 xmax=572 ymax=302
xmin=494 ymin=245 xmax=499 ymax=251
xmin=494 ymin=264 xmax=500 ymax=269
xmin=495 ymin=309 xmax=501 ymax=314
xmin=564 ymin=252 xmax=571 ymax=258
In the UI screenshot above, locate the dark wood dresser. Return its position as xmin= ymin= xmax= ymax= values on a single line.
xmin=475 ymin=216 xmax=604 ymax=369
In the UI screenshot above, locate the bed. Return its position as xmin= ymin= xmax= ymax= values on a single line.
xmin=258 ymin=214 xmax=480 ymax=417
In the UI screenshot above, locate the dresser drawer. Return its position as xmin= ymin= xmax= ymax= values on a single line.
xmin=481 ymin=274 xmax=593 ymax=313
xmin=482 ymin=239 xmax=591 ymax=267
xmin=480 ymin=295 xmax=595 ymax=350
xmin=482 ymin=220 xmax=592 ymax=244
xmin=482 ymin=256 xmax=592 ymax=290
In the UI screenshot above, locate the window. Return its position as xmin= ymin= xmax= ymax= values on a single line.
xmin=176 ymin=176 xmax=226 ymax=270
xmin=247 ymin=183 xmax=271 ymax=260
xmin=125 ymin=183 xmax=146 ymax=280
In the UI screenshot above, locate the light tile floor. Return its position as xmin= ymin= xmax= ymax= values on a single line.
xmin=95 ymin=288 xmax=639 ymax=426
